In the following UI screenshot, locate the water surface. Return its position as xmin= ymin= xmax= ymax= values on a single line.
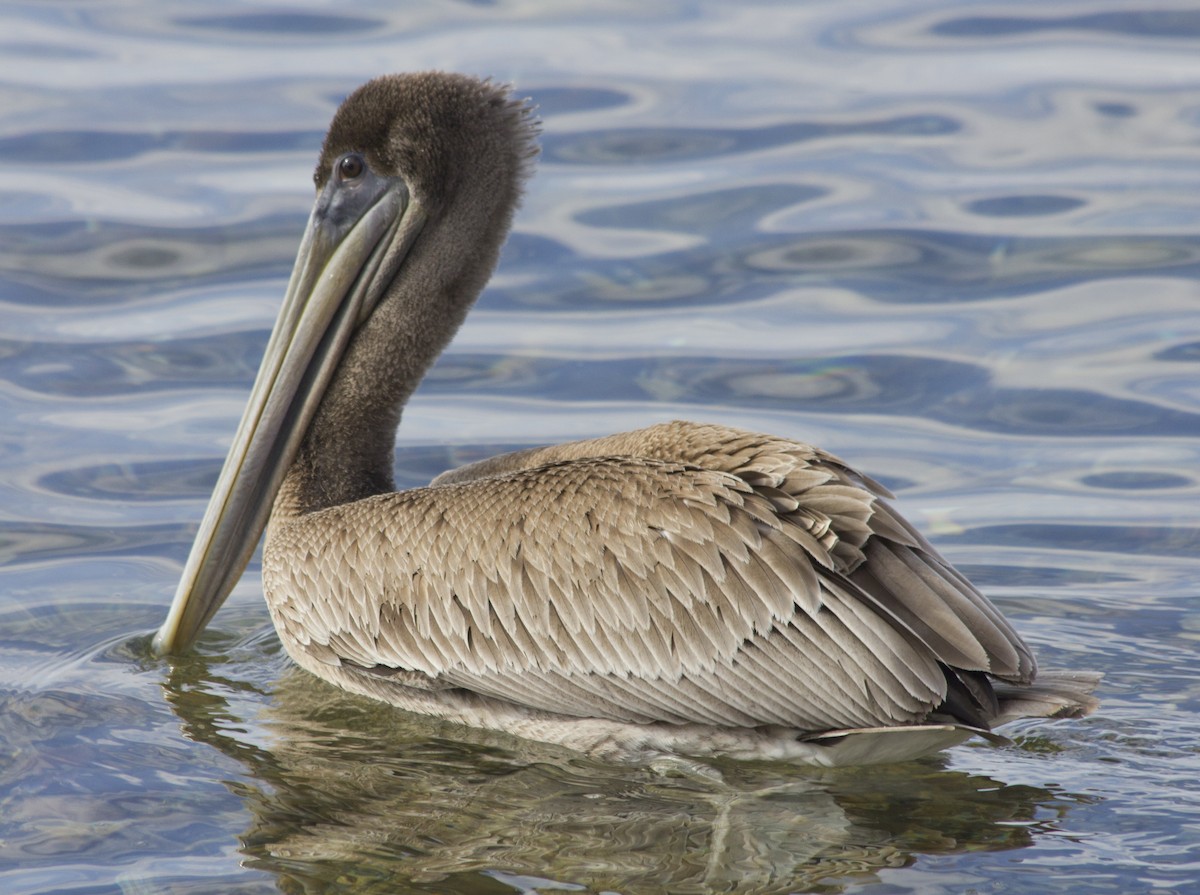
xmin=2 ymin=2 xmax=1200 ymax=893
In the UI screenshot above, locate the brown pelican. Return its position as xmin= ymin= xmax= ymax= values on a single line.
xmin=154 ymin=72 xmax=1098 ymax=766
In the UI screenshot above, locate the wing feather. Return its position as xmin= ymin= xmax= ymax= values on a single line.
xmin=264 ymin=420 xmax=1037 ymax=734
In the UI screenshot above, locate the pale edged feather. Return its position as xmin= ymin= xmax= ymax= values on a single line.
xmin=264 ymin=420 xmax=1067 ymax=736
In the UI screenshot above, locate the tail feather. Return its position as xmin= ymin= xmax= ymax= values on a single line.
xmin=991 ymin=669 xmax=1102 ymax=726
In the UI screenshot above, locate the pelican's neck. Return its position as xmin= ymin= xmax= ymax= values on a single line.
xmin=274 ymin=207 xmax=508 ymax=521
xmin=269 ymin=77 xmax=534 ymax=524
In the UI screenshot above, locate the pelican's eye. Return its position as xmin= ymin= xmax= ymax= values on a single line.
xmin=337 ymin=153 xmax=365 ymax=182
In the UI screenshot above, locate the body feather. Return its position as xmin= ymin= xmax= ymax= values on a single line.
xmin=265 ymin=421 xmax=1052 ymax=740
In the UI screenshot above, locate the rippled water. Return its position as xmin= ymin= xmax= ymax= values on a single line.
xmin=3 ymin=2 xmax=1200 ymax=893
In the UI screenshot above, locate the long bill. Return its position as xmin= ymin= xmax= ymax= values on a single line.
xmin=153 ymin=174 xmax=423 ymax=655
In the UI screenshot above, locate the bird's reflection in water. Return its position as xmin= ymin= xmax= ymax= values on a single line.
xmin=162 ymin=646 xmax=1090 ymax=895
